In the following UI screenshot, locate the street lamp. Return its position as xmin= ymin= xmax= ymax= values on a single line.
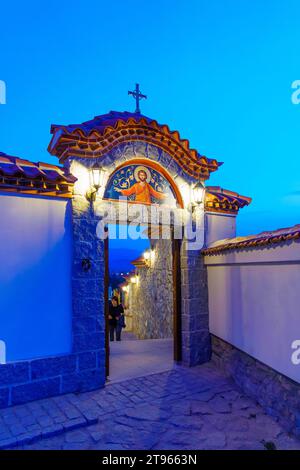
xmin=86 ymin=163 xmax=106 ymax=202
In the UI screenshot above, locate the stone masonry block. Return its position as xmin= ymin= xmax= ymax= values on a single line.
xmin=73 ymin=241 xmax=94 ymax=260
xmin=71 ymin=197 xmax=91 ymax=218
xmin=0 ymin=388 xmax=9 ymax=408
xmin=182 ymin=298 xmax=208 ymax=317
xmin=73 ymin=217 xmax=104 ymax=242
xmin=73 ymin=316 xmax=100 ymax=335
xmin=11 ymin=378 xmax=60 ymax=406
xmin=73 ymin=297 xmax=104 ymax=318
xmin=31 ymin=355 xmax=76 ymax=380
xmin=0 ymin=362 xmax=29 ymax=386
xmin=72 ymin=279 xmax=103 ymax=298
xmin=77 ymin=351 xmax=97 ymax=370
xmin=73 ymin=332 xmax=105 ymax=353
xmin=61 ymin=369 xmax=105 ymax=394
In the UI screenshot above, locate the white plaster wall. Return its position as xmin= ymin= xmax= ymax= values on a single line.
xmin=205 ymin=213 xmax=236 ymax=246
xmin=205 ymin=242 xmax=300 ymax=383
xmin=0 ymin=193 xmax=72 ymax=362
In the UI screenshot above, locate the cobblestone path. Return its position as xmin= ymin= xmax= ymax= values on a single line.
xmin=1 ymin=362 xmax=299 ymax=450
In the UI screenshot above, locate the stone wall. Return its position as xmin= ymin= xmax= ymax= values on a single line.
xmin=71 ymin=195 xmax=106 ymax=390
xmin=129 ymin=239 xmax=173 ymax=339
xmin=212 ymin=335 xmax=300 ymax=437
xmin=180 ymin=240 xmax=211 ymax=366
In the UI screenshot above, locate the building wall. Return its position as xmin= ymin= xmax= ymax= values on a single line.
xmin=129 ymin=239 xmax=173 ymax=339
xmin=0 ymin=193 xmax=72 ymax=362
xmin=205 ymin=242 xmax=300 ymax=384
xmin=0 ymin=193 xmax=105 ymax=409
xmin=205 ymin=212 xmax=236 ymax=246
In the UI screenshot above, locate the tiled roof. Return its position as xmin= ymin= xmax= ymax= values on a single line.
xmin=205 ymin=186 xmax=251 ymax=214
xmin=48 ymin=111 xmax=222 ymax=180
xmin=203 ymin=224 xmax=300 ymax=255
xmin=50 ymin=111 xmax=155 ymax=136
xmin=131 ymin=255 xmax=147 ymax=267
xmin=0 ymin=152 xmax=76 ymax=197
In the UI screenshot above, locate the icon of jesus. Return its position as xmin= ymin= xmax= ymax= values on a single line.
xmin=114 ymin=166 xmax=166 ymax=204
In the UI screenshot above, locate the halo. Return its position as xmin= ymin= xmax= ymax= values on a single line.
xmin=133 ymin=166 xmax=151 ymax=183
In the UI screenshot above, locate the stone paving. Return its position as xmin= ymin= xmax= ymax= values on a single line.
xmin=109 ymin=338 xmax=174 ymax=383
xmin=1 ymin=362 xmax=300 ymax=450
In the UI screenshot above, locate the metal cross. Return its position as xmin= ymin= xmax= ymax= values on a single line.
xmin=128 ymin=83 xmax=147 ymax=114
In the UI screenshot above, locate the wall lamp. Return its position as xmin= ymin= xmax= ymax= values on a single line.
xmin=130 ymin=274 xmax=139 ymax=284
xmin=143 ymin=250 xmax=151 ymax=266
xmin=192 ymin=180 xmax=206 ymax=207
xmin=143 ymin=249 xmax=155 ymax=267
xmin=85 ymin=163 xmax=106 ymax=202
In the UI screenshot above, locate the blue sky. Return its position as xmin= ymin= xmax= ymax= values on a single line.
xmin=1 ymin=0 xmax=300 ymax=236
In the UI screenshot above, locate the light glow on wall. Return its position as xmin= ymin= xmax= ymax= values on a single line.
xmin=130 ymin=274 xmax=139 ymax=285
xmin=71 ymin=161 xmax=91 ymax=196
xmin=178 ymin=181 xmax=192 ymax=207
xmin=0 ymin=340 xmax=6 ymax=364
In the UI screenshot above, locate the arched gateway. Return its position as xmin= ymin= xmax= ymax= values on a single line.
xmin=0 ymin=111 xmax=250 ymax=405
xmin=48 ymin=110 xmax=250 ymax=387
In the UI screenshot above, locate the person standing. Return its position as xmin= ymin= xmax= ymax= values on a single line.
xmin=108 ymin=296 xmax=124 ymax=341
xmin=116 ymin=310 xmax=126 ymax=341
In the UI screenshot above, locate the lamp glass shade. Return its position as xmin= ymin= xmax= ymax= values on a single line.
xmin=193 ymin=181 xmax=205 ymax=205
xmin=91 ymin=164 xmax=106 ymax=188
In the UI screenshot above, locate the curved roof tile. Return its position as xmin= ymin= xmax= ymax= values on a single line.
xmin=48 ymin=111 xmax=222 ymax=180
xmin=0 ymin=152 xmax=76 ymax=197
xmin=203 ymin=224 xmax=300 ymax=255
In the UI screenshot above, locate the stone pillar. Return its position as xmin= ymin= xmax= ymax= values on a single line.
xmin=180 ymin=240 xmax=211 ymax=366
xmin=71 ymin=195 xmax=106 ymax=391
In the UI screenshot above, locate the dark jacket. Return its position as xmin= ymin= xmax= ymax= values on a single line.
xmin=117 ymin=313 xmax=126 ymax=329
xmin=108 ymin=302 xmax=124 ymax=326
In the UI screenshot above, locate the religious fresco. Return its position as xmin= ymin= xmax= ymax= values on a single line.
xmin=103 ymin=163 xmax=178 ymax=206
